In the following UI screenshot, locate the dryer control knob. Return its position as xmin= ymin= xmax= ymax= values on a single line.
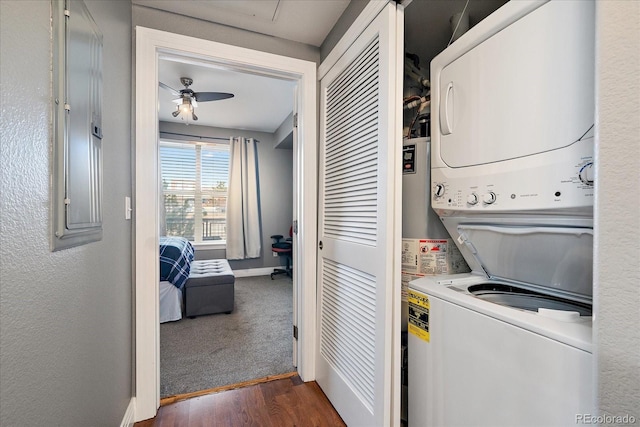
xmin=434 ymin=184 xmax=446 ymax=198
xmin=467 ymin=193 xmax=479 ymax=205
xmin=483 ymin=192 xmax=497 ymax=204
xmin=579 ymin=162 xmax=594 ymax=186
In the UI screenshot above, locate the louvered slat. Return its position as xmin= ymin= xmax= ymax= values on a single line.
xmin=320 ymin=259 xmax=376 ymax=411
xmin=322 ymin=37 xmax=379 ymax=246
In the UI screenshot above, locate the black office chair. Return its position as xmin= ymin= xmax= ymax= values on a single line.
xmin=270 ymin=226 xmax=292 ymax=279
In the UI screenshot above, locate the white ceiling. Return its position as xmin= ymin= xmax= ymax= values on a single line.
xmin=158 ymin=57 xmax=296 ymax=133
xmin=133 ymin=0 xmax=350 ymax=47
xmin=143 ymin=0 xmax=350 ymax=132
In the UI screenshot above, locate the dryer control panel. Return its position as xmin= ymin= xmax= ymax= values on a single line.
xmin=431 ymin=138 xmax=594 ymax=215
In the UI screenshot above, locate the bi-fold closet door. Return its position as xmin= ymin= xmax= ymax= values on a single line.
xmin=316 ymin=2 xmax=402 ymax=426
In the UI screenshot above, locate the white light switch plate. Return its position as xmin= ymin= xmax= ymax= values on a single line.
xmin=125 ymin=196 xmax=132 ymax=220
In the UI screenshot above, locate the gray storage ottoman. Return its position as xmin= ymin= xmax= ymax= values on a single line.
xmin=184 ymin=259 xmax=235 ymax=317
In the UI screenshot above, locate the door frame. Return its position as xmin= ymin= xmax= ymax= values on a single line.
xmin=134 ymin=26 xmax=318 ymax=421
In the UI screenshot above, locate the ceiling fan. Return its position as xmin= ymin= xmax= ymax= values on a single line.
xmin=159 ymin=77 xmax=234 ymax=122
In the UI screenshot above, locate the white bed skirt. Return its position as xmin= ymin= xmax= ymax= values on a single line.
xmin=159 ymin=281 xmax=182 ymax=323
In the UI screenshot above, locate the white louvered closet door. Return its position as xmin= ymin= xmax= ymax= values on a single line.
xmin=317 ymin=4 xmax=399 ymax=426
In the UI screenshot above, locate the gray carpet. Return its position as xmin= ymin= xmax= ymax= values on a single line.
xmin=160 ymin=275 xmax=294 ymax=397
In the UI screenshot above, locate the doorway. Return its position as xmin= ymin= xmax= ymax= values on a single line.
xmin=156 ymin=53 xmax=296 ymax=396
xmin=134 ymin=26 xmax=318 ymax=421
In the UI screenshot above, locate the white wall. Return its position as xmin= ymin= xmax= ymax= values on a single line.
xmin=159 ymin=122 xmax=293 ymax=270
xmin=595 ymin=0 xmax=640 ymax=420
xmin=0 ymin=1 xmax=133 ymax=425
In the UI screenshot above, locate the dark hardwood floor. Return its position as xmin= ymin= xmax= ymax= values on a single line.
xmin=135 ymin=374 xmax=346 ymax=427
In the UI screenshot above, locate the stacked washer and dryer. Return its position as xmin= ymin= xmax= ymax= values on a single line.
xmin=408 ymin=1 xmax=595 ymax=426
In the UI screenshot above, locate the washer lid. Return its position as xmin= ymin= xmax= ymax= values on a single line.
xmin=456 ymin=225 xmax=593 ymax=299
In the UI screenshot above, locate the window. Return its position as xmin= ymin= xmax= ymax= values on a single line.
xmin=160 ymin=140 xmax=229 ymax=244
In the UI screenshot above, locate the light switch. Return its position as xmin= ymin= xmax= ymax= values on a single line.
xmin=125 ymin=196 xmax=132 ymax=220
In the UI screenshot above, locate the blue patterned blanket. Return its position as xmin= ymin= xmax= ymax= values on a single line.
xmin=160 ymin=236 xmax=194 ymax=289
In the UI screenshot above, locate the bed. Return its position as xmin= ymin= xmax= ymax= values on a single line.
xmin=159 ymin=236 xmax=194 ymax=323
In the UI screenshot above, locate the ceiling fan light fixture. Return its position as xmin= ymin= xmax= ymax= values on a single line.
xmin=159 ymin=77 xmax=233 ymax=125
xmin=172 ymin=97 xmax=197 ymax=123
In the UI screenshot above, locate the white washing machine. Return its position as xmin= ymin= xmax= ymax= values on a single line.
xmin=408 ymin=219 xmax=594 ymax=427
xmin=408 ymin=273 xmax=593 ymax=426
xmin=408 ymin=0 xmax=596 ymax=425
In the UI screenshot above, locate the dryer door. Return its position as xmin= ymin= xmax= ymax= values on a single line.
xmin=437 ymin=0 xmax=594 ymax=168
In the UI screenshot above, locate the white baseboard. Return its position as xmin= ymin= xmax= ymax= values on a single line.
xmin=120 ymin=397 xmax=136 ymax=427
xmin=232 ymin=267 xmax=274 ymax=277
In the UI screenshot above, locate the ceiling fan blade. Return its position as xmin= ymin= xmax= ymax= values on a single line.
xmin=194 ymin=92 xmax=234 ymax=102
xmin=159 ymin=81 xmax=181 ymax=96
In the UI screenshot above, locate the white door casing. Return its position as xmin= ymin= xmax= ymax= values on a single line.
xmin=134 ymin=27 xmax=317 ymax=421
xmin=316 ymin=3 xmax=401 ymax=426
xmin=292 ymin=86 xmax=299 ymax=367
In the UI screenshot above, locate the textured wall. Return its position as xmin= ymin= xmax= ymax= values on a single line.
xmin=594 ymin=0 xmax=640 ymax=421
xmin=0 ymin=1 xmax=133 ymax=425
xmin=159 ymin=122 xmax=293 ymax=270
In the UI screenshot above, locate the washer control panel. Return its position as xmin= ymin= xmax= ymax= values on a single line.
xmin=432 ymin=146 xmax=594 ymax=213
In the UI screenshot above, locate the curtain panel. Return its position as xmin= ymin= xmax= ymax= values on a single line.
xmin=226 ymin=137 xmax=261 ymax=259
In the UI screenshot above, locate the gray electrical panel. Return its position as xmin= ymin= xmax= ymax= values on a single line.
xmin=52 ymin=0 xmax=103 ymax=250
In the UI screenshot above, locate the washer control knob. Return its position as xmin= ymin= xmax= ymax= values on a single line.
xmin=483 ymin=192 xmax=497 ymax=204
xmin=434 ymin=184 xmax=446 ymax=198
xmin=467 ymin=193 xmax=479 ymax=205
xmin=579 ymin=162 xmax=594 ymax=186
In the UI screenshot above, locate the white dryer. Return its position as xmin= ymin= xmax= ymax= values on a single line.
xmin=408 ymin=0 xmax=596 ymax=426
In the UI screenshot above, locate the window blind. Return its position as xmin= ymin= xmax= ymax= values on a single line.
xmin=160 ymin=141 xmax=229 ymax=243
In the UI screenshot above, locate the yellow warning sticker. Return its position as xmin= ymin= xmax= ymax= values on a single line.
xmin=408 ymin=290 xmax=430 ymax=342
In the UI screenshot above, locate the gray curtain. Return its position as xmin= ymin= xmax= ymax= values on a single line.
xmin=226 ymin=137 xmax=261 ymax=259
